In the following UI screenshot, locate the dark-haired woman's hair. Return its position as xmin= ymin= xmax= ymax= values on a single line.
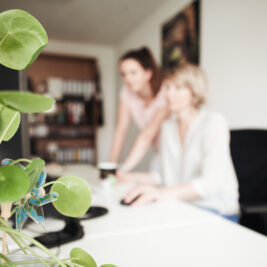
xmin=120 ymin=47 xmax=162 ymax=97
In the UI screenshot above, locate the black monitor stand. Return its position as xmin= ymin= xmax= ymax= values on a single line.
xmin=32 ymin=206 xmax=108 ymax=248
xmin=34 ymin=217 xmax=84 ymax=248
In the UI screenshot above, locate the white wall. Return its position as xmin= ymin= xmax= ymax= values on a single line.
xmin=116 ymin=0 xmax=267 ymax=169
xmin=44 ymin=39 xmax=117 ymax=162
xmin=201 ymin=0 xmax=267 ymax=128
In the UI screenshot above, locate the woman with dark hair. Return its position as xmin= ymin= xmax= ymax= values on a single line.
xmin=109 ymin=47 xmax=168 ymax=182
xmin=120 ymin=47 xmax=162 ymax=97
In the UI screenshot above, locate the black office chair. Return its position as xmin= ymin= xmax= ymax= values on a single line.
xmin=230 ymin=129 xmax=267 ymax=235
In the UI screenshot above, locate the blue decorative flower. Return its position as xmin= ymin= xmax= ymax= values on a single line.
xmin=1 ymin=159 xmax=58 ymax=231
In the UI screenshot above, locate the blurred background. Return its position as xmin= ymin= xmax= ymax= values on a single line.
xmin=1 ymin=0 xmax=267 ymax=170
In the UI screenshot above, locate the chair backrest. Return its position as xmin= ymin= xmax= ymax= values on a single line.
xmin=230 ymin=129 xmax=267 ymax=204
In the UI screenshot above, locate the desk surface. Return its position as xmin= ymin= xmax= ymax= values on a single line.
xmin=49 ymin=164 xmax=219 ymax=236
xmin=47 ymin=164 xmax=267 ymax=267
xmin=59 ymin=218 xmax=267 ymax=267
xmin=82 ymin=186 xmax=218 ymax=238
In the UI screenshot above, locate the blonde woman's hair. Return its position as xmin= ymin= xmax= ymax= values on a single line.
xmin=165 ymin=63 xmax=207 ymax=108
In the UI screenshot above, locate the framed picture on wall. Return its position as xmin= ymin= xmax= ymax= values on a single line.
xmin=161 ymin=0 xmax=200 ymax=70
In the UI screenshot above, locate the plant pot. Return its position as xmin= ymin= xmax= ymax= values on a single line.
xmin=7 ymin=254 xmax=47 ymax=266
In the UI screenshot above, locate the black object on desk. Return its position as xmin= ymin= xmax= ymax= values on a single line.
xmin=34 ymin=217 xmax=84 ymax=249
xmin=80 ymin=206 xmax=108 ymax=220
xmin=30 ymin=175 xmax=109 ymax=249
xmin=32 ymin=206 xmax=108 ymax=248
xmin=120 ymin=195 xmax=142 ymax=206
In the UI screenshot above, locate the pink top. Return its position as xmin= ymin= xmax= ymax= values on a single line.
xmin=120 ymin=85 xmax=167 ymax=130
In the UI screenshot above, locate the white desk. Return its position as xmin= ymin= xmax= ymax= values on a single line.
xmin=47 ymin=164 xmax=267 ymax=267
xmin=51 ymin=164 xmax=219 ymax=237
xmin=81 ymin=182 xmax=220 ymax=237
xmin=59 ymin=217 xmax=267 ymax=267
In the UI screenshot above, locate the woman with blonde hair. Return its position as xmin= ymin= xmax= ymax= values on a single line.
xmin=121 ymin=63 xmax=239 ymax=222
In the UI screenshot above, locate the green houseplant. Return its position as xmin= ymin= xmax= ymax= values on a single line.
xmin=0 ymin=9 xmax=116 ymax=267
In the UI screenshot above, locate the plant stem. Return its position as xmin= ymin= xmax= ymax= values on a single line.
xmin=0 ymin=226 xmax=68 ymax=267
xmin=2 ymin=223 xmax=7 ymax=256
xmin=0 ymin=104 xmax=6 ymax=113
xmin=1 ymin=202 xmax=12 ymax=264
xmin=6 ymin=231 xmax=28 ymax=254
xmin=0 ymin=111 xmax=19 ymax=144
xmin=0 ymin=228 xmax=49 ymax=267
xmin=9 ymin=257 xmax=70 ymax=265
xmin=0 ymin=220 xmax=44 ymax=264
xmin=0 ymin=218 xmax=27 ymax=254
xmin=10 ymin=158 xmax=32 ymax=166
xmin=10 ymin=237 xmax=49 ymax=267
xmin=43 ymin=181 xmax=66 ymax=188
xmin=0 ymin=252 xmax=15 ymax=267
xmin=5 ymin=240 xmax=9 ymax=255
xmin=10 ymin=259 xmax=57 ymax=265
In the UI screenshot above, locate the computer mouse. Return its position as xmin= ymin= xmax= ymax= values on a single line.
xmin=120 ymin=195 xmax=142 ymax=206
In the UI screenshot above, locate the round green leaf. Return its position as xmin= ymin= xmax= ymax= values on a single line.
xmin=0 ymin=165 xmax=30 ymax=202
xmin=70 ymin=248 xmax=97 ymax=267
xmin=51 ymin=176 xmax=91 ymax=217
xmin=0 ymin=9 xmax=48 ymax=70
xmin=0 ymin=91 xmax=55 ymax=113
xmin=0 ymin=103 xmax=20 ymax=142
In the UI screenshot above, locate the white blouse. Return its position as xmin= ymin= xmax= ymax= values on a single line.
xmin=155 ymin=109 xmax=239 ymax=215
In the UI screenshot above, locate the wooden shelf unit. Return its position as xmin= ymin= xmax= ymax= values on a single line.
xmin=27 ymin=53 xmax=100 ymax=164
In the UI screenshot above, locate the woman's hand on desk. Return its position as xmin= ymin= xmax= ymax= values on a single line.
xmin=123 ymin=183 xmax=200 ymax=206
xmin=123 ymin=185 xmax=177 ymax=206
xmin=123 ymin=185 xmax=160 ymax=206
